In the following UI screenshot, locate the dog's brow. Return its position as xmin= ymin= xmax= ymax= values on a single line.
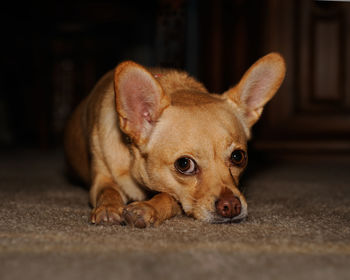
xmin=225 ymin=142 xmax=245 ymax=158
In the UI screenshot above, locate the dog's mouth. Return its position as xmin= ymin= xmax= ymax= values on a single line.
xmin=211 ymin=205 xmax=248 ymax=223
xmin=181 ymin=192 xmax=248 ymax=223
xmin=188 ymin=203 xmax=248 ymax=224
xmin=211 ymin=214 xmax=247 ymax=224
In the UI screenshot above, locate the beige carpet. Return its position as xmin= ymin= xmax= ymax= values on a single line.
xmin=0 ymin=150 xmax=350 ymax=280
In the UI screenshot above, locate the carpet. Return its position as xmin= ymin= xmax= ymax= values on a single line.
xmin=0 ymin=150 xmax=349 ymax=280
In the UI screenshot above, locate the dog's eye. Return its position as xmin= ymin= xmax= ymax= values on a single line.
xmin=230 ymin=150 xmax=246 ymax=167
xmin=174 ymin=157 xmax=197 ymax=175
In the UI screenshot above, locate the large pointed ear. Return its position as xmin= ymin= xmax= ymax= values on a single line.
xmin=224 ymin=53 xmax=286 ymax=129
xmin=114 ymin=61 xmax=170 ymax=144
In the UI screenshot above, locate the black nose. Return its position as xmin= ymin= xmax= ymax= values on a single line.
xmin=215 ymin=188 xmax=241 ymax=218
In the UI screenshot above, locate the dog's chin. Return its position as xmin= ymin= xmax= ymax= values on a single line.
xmin=190 ymin=208 xmax=248 ymax=224
xmin=210 ymin=215 xmax=247 ymax=224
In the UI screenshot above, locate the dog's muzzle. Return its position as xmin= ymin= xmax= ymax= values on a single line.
xmin=213 ymin=187 xmax=247 ymax=223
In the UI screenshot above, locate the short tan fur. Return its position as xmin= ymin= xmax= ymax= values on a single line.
xmin=64 ymin=53 xmax=286 ymax=227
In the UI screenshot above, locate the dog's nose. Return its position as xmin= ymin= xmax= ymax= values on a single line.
xmin=215 ymin=188 xmax=241 ymax=218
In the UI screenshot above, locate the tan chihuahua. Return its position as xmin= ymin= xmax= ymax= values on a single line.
xmin=64 ymin=53 xmax=285 ymax=228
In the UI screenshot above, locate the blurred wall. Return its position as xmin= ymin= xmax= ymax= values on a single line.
xmin=0 ymin=0 xmax=349 ymax=154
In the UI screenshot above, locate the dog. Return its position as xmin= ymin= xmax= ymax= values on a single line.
xmin=64 ymin=53 xmax=285 ymax=228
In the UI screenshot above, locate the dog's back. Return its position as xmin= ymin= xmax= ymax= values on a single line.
xmin=64 ymin=71 xmax=114 ymax=185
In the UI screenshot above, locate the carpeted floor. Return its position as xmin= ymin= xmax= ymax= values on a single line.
xmin=0 ymin=150 xmax=349 ymax=280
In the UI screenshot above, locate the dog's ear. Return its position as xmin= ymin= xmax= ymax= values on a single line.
xmin=224 ymin=53 xmax=286 ymax=129
xmin=114 ymin=61 xmax=170 ymax=144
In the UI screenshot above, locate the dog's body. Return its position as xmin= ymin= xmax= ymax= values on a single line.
xmin=64 ymin=53 xmax=285 ymax=227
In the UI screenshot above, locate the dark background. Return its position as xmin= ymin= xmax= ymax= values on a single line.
xmin=1 ymin=0 xmax=350 ymax=155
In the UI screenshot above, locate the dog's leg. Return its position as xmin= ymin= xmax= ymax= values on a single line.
xmin=123 ymin=193 xmax=182 ymax=228
xmin=91 ymin=185 xmax=125 ymax=225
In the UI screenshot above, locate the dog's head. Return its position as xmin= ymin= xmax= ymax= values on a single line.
xmin=114 ymin=53 xmax=286 ymax=223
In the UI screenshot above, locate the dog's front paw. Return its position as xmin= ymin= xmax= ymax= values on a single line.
xmin=91 ymin=204 xmax=124 ymax=225
xmin=122 ymin=202 xmax=159 ymax=228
